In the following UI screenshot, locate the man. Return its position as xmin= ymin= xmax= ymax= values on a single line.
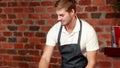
xmin=39 ymin=0 xmax=99 ymax=68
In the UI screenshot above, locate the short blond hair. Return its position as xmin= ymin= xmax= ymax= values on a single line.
xmin=54 ymin=0 xmax=77 ymax=13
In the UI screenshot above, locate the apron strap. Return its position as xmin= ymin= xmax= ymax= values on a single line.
xmin=57 ymin=25 xmax=63 ymax=46
xmin=78 ymin=19 xmax=82 ymax=45
xmin=57 ymin=19 xmax=82 ymax=46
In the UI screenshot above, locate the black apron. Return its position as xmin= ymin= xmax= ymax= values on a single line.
xmin=57 ymin=20 xmax=88 ymax=68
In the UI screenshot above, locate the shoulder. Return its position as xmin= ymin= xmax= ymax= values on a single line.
xmin=80 ymin=19 xmax=95 ymax=31
xmin=81 ymin=19 xmax=92 ymax=28
xmin=48 ymin=22 xmax=61 ymax=33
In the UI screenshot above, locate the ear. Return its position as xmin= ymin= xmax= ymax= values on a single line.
xmin=70 ymin=9 xmax=75 ymax=15
xmin=71 ymin=9 xmax=75 ymax=13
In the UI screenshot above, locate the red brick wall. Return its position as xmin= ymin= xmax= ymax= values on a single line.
xmin=0 ymin=0 xmax=120 ymax=68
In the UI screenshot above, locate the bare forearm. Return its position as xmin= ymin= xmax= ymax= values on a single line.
xmin=39 ymin=58 xmax=49 ymax=68
xmin=86 ymin=62 xmax=95 ymax=68
xmin=86 ymin=50 xmax=97 ymax=68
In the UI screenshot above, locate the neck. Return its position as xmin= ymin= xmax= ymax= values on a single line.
xmin=65 ymin=16 xmax=76 ymax=34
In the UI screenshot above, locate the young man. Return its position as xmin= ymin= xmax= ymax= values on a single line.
xmin=39 ymin=0 xmax=99 ymax=68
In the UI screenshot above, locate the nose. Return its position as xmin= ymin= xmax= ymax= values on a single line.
xmin=57 ymin=16 xmax=61 ymax=22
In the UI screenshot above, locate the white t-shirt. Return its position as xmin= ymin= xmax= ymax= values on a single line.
xmin=46 ymin=18 xmax=99 ymax=56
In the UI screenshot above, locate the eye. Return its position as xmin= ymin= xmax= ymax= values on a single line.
xmin=59 ymin=14 xmax=64 ymax=17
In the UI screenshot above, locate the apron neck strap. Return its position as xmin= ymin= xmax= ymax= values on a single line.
xmin=57 ymin=25 xmax=63 ymax=46
xmin=78 ymin=19 xmax=82 ymax=45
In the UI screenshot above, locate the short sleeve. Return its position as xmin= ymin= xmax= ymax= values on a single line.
xmin=46 ymin=22 xmax=61 ymax=46
xmin=86 ymin=27 xmax=99 ymax=51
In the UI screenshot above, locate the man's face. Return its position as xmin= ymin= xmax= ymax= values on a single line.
xmin=56 ymin=8 xmax=74 ymax=26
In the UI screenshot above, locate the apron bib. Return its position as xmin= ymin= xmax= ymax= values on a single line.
xmin=57 ymin=20 xmax=88 ymax=68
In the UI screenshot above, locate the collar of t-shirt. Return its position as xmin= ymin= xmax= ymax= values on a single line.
xmin=62 ymin=18 xmax=80 ymax=35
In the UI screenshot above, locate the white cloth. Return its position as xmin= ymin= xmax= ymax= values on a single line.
xmin=46 ymin=18 xmax=99 ymax=56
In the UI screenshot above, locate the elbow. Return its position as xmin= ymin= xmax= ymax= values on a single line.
xmin=86 ymin=60 xmax=96 ymax=68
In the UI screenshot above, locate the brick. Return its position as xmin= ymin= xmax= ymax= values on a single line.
xmin=106 ymin=40 xmax=112 ymax=47
xmin=40 ymin=14 xmax=51 ymax=19
xmin=0 ymin=25 xmax=6 ymax=30
xmin=0 ymin=8 xmax=2 ymax=13
xmin=113 ymin=61 xmax=120 ymax=68
xmin=47 ymin=7 xmax=55 ymax=12
xmin=50 ymin=57 xmax=58 ymax=63
xmin=99 ymin=6 xmax=115 ymax=12
xmin=18 ymin=2 xmax=29 ymax=7
xmin=8 ymin=14 xmax=16 ymax=19
xmin=86 ymin=20 xmax=98 ymax=26
xmin=41 ymin=1 xmax=54 ymax=6
xmin=8 ymin=37 xmax=17 ymax=42
xmin=5 ymin=61 xmax=18 ymax=67
xmin=0 ymin=49 xmax=6 ymax=54
xmin=29 ymin=26 xmax=40 ymax=31
xmin=18 ymin=25 xmax=28 ymax=31
xmin=29 ymin=14 xmax=39 ymax=19
xmin=18 ymin=62 xmax=29 ymax=68
xmin=29 ymin=2 xmax=40 ymax=6
xmin=36 ymin=20 xmax=45 ymax=25
xmin=106 ymin=0 xmax=117 ymax=4
xmin=24 ymin=32 xmax=34 ymax=37
xmin=0 ymin=60 xmax=4 ymax=66
xmin=85 ymin=6 xmax=97 ymax=12
xmin=28 ymin=50 xmax=39 ymax=56
xmin=7 ymin=26 xmax=17 ymax=31
xmin=35 ymin=7 xmax=45 ymax=12
xmin=35 ymin=44 xmax=44 ymax=50
xmin=26 ymin=56 xmax=40 ymax=62
xmin=0 ymin=14 xmax=7 ymax=19
xmin=24 ymin=8 xmax=34 ymax=13
xmin=17 ymin=14 xmax=27 ymax=19
xmin=2 ymin=20 xmax=12 ymax=24
xmin=8 ymin=2 xmax=18 ymax=7
xmin=53 ymin=51 xmax=61 ymax=58
xmin=18 ymin=50 xmax=28 ymax=55
xmin=29 ymin=38 xmax=40 ymax=43
xmin=40 ymin=38 xmax=46 ymax=43
xmin=98 ymin=34 xmax=111 ymax=41
xmin=13 ymin=32 xmax=22 ymax=36
xmin=3 ymin=32 xmax=12 ymax=36
xmin=98 ymin=20 xmax=116 ymax=26
xmin=3 ymin=55 xmax=13 ymax=60
xmin=106 ymin=13 xmax=120 ymax=18
xmin=17 ymin=37 xmax=28 ymax=43
xmin=49 ymin=64 xmax=61 ymax=68
xmin=51 ymin=14 xmax=57 ymax=19
xmin=4 ymin=8 xmax=12 ymax=13
xmin=14 ymin=43 xmax=24 ymax=49
xmin=13 ymin=55 xmax=24 ymax=61
xmin=13 ymin=8 xmax=23 ymax=13
xmin=0 ymin=2 xmax=7 ymax=7
xmin=0 ymin=37 xmax=6 ymax=42
xmin=94 ymin=27 xmax=104 ymax=33
xmin=79 ymin=0 xmax=91 ymax=5
xmin=41 ymin=26 xmax=51 ymax=32
xmin=25 ymin=20 xmax=34 ymax=24
xmin=7 ymin=49 xmax=17 ymax=54
xmin=76 ymin=6 xmax=83 ymax=12
xmin=35 ymin=32 xmax=46 ymax=37
xmin=15 ymin=18 xmax=24 ymax=24
xmin=98 ymin=61 xmax=112 ymax=68
xmin=29 ymin=63 xmax=38 ymax=68
xmin=91 ymin=13 xmax=101 ymax=18
xmin=24 ymin=44 xmax=34 ymax=49
xmin=47 ymin=19 xmax=56 ymax=25
xmin=93 ymin=0 xmax=106 ymax=6
xmin=77 ymin=13 xmax=89 ymax=18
